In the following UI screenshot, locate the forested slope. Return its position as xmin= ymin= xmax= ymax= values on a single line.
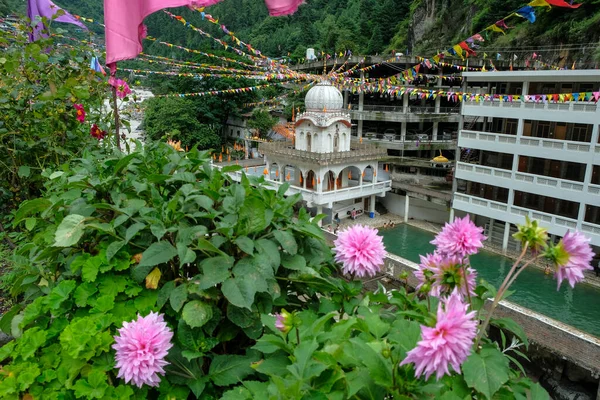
xmin=11 ymin=0 xmax=600 ymax=65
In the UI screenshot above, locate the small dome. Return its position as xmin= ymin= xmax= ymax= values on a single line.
xmin=305 ymin=81 xmax=343 ymax=111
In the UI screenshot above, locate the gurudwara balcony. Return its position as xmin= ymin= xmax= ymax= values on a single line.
xmin=258 ymin=141 xmax=387 ymax=167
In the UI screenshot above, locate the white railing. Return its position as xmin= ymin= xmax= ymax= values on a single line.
xmin=453 ymin=193 xmax=583 ymax=234
xmin=220 ymin=167 xmax=392 ymax=205
xmin=456 ymin=162 xmax=589 ymax=197
xmin=464 ymin=100 xmax=598 ymax=113
xmin=459 ymin=130 xmax=592 ymax=157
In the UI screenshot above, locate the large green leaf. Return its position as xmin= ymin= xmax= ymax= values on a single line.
xmin=462 ymin=346 xmax=510 ymax=399
xmin=209 ymin=354 xmax=256 ymax=386
xmin=54 ymin=214 xmax=86 ymax=247
xmin=222 ymin=277 xmax=256 ymax=310
xmin=133 ymin=241 xmax=178 ymax=282
xmin=273 ymin=230 xmax=298 ymax=255
xmin=528 ymin=382 xmax=550 ymax=400
xmin=388 ymin=319 xmax=421 ymax=360
xmin=198 ymin=256 xmax=234 ymax=290
xmin=348 ymin=338 xmax=393 ymax=387
xmin=182 ymin=301 xmax=213 ymax=328
xmin=47 ymin=280 xmax=77 ymax=310
xmin=14 ymin=198 xmax=52 ymax=225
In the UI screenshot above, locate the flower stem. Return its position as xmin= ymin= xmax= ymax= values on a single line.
xmin=462 ymin=263 xmax=473 ymax=307
xmin=474 ymin=242 xmax=529 ymax=348
xmin=295 ymin=327 xmax=301 ymax=345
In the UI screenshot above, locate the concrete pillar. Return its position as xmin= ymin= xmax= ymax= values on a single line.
xmin=370 ymin=195 xmax=376 ymax=213
xmin=358 ymin=71 xmax=365 ymax=139
xmin=435 ymin=96 xmax=441 ymax=113
xmin=302 ymin=171 xmax=307 ymax=189
xmin=404 ymin=195 xmax=410 ymax=223
xmin=402 ymin=92 xmax=408 ymax=114
xmin=502 ymin=221 xmax=511 ymax=253
xmin=433 ymin=121 xmax=439 ymax=141
xmin=343 ymin=90 xmax=349 ymax=109
xmin=449 ymin=208 xmax=455 ymax=222
xmin=522 ymin=81 xmax=529 ymax=96
xmin=489 ymin=218 xmax=495 ymax=240
xmin=317 ymin=205 xmax=323 ymax=227
xmin=401 ymin=123 xmax=407 ymax=141
xmin=359 ymin=173 xmax=363 ymax=186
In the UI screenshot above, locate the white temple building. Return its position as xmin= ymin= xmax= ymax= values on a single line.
xmin=257 ymin=80 xmax=392 ymax=224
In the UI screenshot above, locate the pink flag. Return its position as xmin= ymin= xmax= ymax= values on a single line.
xmin=104 ymin=0 xmax=303 ymax=66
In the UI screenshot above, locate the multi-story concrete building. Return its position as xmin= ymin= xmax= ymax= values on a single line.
xmin=451 ymin=70 xmax=600 ymax=252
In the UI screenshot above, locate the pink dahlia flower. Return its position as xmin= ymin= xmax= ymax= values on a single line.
xmin=113 ymin=312 xmax=173 ymax=388
xmin=74 ymin=104 xmax=86 ymax=123
xmin=430 ymin=255 xmax=477 ymax=299
xmin=415 ymin=253 xmax=440 ymax=292
xmin=553 ymin=231 xmax=594 ymax=290
xmin=401 ymin=291 xmax=477 ymax=380
xmin=431 ymin=216 xmax=486 ymax=258
xmin=333 ymin=225 xmax=386 ymax=278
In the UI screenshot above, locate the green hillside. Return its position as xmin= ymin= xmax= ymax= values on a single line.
xmin=13 ymin=0 xmax=600 ymax=66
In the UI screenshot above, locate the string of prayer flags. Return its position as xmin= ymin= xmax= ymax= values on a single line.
xmin=529 ymin=0 xmax=581 ymax=8
xmin=516 ymin=6 xmax=536 ymax=22
xmin=152 ymin=82 xmax=290 ymax=99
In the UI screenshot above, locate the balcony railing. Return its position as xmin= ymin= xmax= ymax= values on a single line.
xmin=459 ymin=130 xmax=594 ymax=158
xmin=453 ymin=193 xmax=581 ymax=232
xmin=259 ymin=140 xmax=387 ymax=166
xmin=350 ymin=104 xmax=459 ymax=114
xmin=456 ymin=162 xmax=590 ymax=200
xmin=463 ymin=99 xmax=599 ymax=113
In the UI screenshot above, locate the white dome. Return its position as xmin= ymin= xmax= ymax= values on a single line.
xmin=305 ymin=81 xmax=343 ymax=111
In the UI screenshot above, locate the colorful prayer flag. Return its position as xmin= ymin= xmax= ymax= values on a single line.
xmin=28 ymin=0 xmax=87 ymax=41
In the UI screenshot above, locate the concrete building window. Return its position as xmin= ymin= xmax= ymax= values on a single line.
xmin=591 ymin=165 xmax=600 ymax=185
xmin=480 ymin=151 xmax=514 ymax=170
xmin=518 ymin=156 xmax=585 ymax=182
xmin=569 ymin=124 xmax=592 ymax=142
xmin=535 ymin=121 xmax=552 ymax=139
xmin=514 ymin=191 xmax=579 ymax=220
xmin=237 ymin=130 xmax=241 ymax=137
xmin=585 ymin=205 xmax=600 ymax=225
xmin=456 ymin=180 xmax=508 ymax=203
xmin=505 ymin=119 xmax=518 ymax=135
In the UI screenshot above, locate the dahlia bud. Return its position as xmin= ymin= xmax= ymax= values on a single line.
xmin=399 ymin=271 xmax=409 ymax=280
xmin=513 ymin=216 xmax=548 ymax=253
xmin=274 ymin=309 xmax=293 ymax=334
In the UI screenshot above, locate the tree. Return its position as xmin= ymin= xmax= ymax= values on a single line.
xmin=367 ymin=25 xmax=385 ymax=55
xmin=247 ymin=109 xmax=278 ymax=138
xmin=144 ymin=97 xmax=221 ymax=150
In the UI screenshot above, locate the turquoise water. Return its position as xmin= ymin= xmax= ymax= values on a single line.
xmin=381 ymin=224 xmax=600 ymax=337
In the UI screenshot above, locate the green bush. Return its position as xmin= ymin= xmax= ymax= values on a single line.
xmin=0 ymin=25 xmax=112 ymax=215
xmin=0 ymin=141 xmax=339 ymax=399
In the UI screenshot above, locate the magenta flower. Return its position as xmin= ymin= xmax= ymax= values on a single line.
xmin=333 ymin=224 xmax=386 ymax=278
xmin=548 ymin=231 xmax=594 ymax=290
xmin=109 ymin=77 xmax=132 ymax=99
xmin=74 ymin=104 xmax=86 ymax=123
xmin=430 ymin=255 xmax=477 ymax=298
xmin=401 ymin=291 xmax=477 ymax=380
xmin=90 ymin=124 xmax=107 ymax=140
xmin=431 ymin=216 xmax=486 ymax=258
xmin=113 ymin=312 xmax=173 ymax=388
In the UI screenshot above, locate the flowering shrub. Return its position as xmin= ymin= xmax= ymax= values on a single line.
xmin=0 ymin=25 xmax=114 ymax=216
xmin=0 ymin=141 xmax=337 ymax=398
